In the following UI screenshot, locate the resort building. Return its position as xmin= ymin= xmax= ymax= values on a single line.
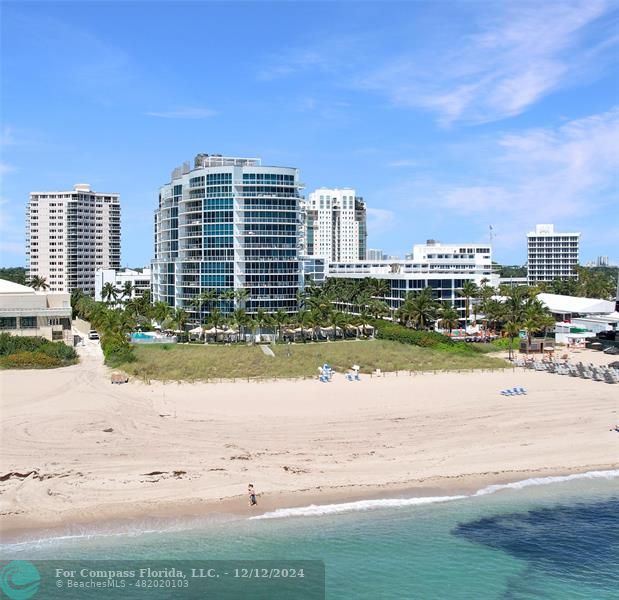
xmin=26 ymin=183 xmax=121 ymax=295
xmin=0 ymin=279 xmax=73 ymax=345
xmin=327 ymin=241 xmax=496 ymax=323
xmin=152 ymin=154 xmax=303 ymax=321
xmin=527 ymin=224 xmax=580 ymax=284
xmin=94 ymin=267 xmax=151 ymax=302
xmin=302 ymin=188 xmax=367 ymax=262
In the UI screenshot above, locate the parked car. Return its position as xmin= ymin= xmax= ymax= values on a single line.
xmin=88 ymin=330 xmax=100 ymax=340
xmin=603 ymin=346 xmax=619 ymax=355
xmin=608 ymin=361 xmax=619 ymax=370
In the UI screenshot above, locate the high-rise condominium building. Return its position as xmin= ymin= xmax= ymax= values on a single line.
xmin=26 ymin=184 xmax=121 ymax=295
xmin=302 ymin=188 xmax=366 ymax=263
xmin=152 ymin=154 xmax=302 ymax=321
xmin=527 ymin=224 xmax=580 ymax=284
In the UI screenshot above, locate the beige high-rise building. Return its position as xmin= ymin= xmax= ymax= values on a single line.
xmin=26 ymin=183 xmax=121 ymax=295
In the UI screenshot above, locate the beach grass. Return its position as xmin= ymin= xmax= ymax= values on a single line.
xmin=121 ymin=339 xmax=509 ymax=381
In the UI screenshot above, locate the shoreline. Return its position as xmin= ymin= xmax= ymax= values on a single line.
xmin=2 ymin=464 xmax=617 ymax=546
xmin=2 ymin=342 xmax=617 ymax=549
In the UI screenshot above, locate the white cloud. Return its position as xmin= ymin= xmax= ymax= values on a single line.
xmin=438 ymin=106 xmax=619 ymax=247
xmin=366 ymin=207 xmax=396 ymax=235
xmin=146 ymin=107 xmax=217 ymax=119
xmin=257 ymin=50 xmax=333 ymax=81
xmin=361 ymin=1 xmax=615 ymax=125
xmin=388 ymin=159 xmax=422 ymax=168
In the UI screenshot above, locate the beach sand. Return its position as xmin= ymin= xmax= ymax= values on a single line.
xmin=1 ymin=339 xmax=617 ymax=541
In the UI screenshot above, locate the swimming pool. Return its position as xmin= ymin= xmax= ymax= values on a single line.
xmin=130 ymin=332 xmax=177 ymax=344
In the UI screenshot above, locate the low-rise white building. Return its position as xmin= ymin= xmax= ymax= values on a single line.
xmin=327 ymin=241 xmax=497 ymax=323
xmin=0 ymin=279 xmax=73 ymax=345
xmin=94 ymin=267 xmax=151 ymax=302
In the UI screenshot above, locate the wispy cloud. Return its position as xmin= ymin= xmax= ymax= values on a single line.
xmin=439 ymin=106 xmax=619 ymax=246
xmin=0 ymin=163 xmax=15 ymax=175
xmin=146 ymin=107 xmax=217 ymax=119
xmin=257 ymin=50 xmax=333 ymax=81
xmin=366 ymin=207 xmax=396 ymax=235
xmin=388 ymin=159 xmax=422 ymax=168
xmin=361 ymin=1 xmax=615 ymax=125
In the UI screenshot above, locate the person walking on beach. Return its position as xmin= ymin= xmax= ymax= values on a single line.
xmin=248 ymin=483 xmax=257 ymax=507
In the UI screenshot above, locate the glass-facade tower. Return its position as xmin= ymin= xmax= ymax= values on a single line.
xmin=152 ymin=154 xmax=302 ymax=322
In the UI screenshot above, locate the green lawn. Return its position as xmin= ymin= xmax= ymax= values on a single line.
xmin=121 ymin=340 xmax=508 ymax=381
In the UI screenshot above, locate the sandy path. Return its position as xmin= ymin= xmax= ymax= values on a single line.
xmin=1 ymin=341 xmax=617 ymax=538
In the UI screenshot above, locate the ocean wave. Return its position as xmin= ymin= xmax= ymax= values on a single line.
xmin=252 ymin=469 xmax=619 ymax=520
xmin=473 ymin=469 xmax=619 ymax=497
xmin=250 ymin=495 xmax=467 ymax=520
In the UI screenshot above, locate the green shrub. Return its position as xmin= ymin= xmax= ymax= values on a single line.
xmin=0 ymin=333 xmax=77 ymax=366
xmin=371 ymin=320 xmax=453 ymax=347
xmin=0 ymin=351 xmax=62 ymax=369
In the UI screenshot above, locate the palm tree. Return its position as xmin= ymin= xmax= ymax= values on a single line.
xmin=438 ymin=304 xmax=460 ymax=335
xmin=504 ymin=321 xmax=521 ymax=360
xmin=369 ymin=279 xmax=390 ymax=299
xmin=272 ymin=309 xmax=289 ymax=342
xmin=152 ymin=301 xmax=172 ymax=325
xmin=234 ymin=288 xmax=250 ymax=309
xmin=256 ymin=309 xmax=272 ymax=340
xmin=101 ymin=282 xmax=119 ymax=304
xmin=27 ymin=275 xmax=49 ymax=291
xmin=368 ymin=298 xmax=390 ymax=320
xmin=209 ymin=307 xmax=224 ymax=342
xmin=220 ymin=289 xmax=236 ymax=313
xmin=122 ymin=281 xmax=134 ymax=300
xmin=330 ymin=310 xmax=348 ymax=341
xmin=201 ymin=289 xmax=218 ymax=313
xmin=458 ymin=280 xmax=478 ymax=330
xmin=397 ymin=288 xmax=438 ymax=330
xmin=171 ymin=307 xmax=188 ymax=338
xmin=232 ymin=308 xmax=249 ymax=343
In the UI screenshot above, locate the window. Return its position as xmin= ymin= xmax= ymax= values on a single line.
xmin=0 ymin=317 xmax=17 ymax=329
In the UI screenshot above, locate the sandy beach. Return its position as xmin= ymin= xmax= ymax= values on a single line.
xmin=1 ymin=339 xmax=617 ymax=541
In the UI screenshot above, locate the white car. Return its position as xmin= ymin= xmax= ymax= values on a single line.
xmin=88 ymin=330 xmax=100 ymax=340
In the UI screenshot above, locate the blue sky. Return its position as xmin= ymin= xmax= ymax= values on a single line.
xmin=1 ymin=0 xmax=618 ymax=267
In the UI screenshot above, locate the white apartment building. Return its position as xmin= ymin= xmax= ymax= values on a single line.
xmin=302 ymin=188 xmax=366 ymax=263
xmin=328 ymin=241 xmax=496 ymax=323
xmin=26 ymin=184 xmax=121 ymax=295
xmin=527 ymin=224 xmax=580 ymax=284
xmin=94 ymin=267 xmax=151 ymax=302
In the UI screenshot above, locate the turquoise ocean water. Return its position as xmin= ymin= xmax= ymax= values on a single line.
xmin=2 ymin=471 xmax=618 ymax=599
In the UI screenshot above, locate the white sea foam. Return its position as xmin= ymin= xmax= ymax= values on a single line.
xmin=251 ymin=469 xmax=619 ymax=520
xmin=473 ymin=469 xmax=619 ymax=497
xmin=250 ymin=495 xmax=468 ymax=520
